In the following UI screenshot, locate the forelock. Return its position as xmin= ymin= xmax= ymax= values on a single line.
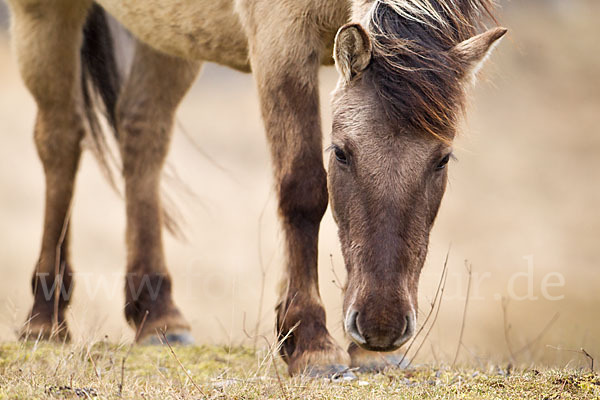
xmin=363 ymin=0 xmax=496 ymax=140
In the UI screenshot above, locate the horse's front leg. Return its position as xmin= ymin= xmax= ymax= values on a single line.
xmin=8 ymin=0 xmax=92 ymax=341
xmin=116 ymin=41 xmax=201 ymax=343
xmin=243 ymin=8 xmax=350 ymax=377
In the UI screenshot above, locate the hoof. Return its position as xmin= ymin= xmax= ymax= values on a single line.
xmin=139 ymin=330 xmax=195 ymax=346
xmin=304 ymin=364 xmax=357 ymax=381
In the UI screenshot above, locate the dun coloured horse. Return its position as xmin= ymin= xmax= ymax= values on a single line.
xmin=6 ymin=0 xmax=505 ymax=376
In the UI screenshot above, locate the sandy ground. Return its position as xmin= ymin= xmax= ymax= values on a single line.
xmin=0 ymin=1 xmax=598 ymax=367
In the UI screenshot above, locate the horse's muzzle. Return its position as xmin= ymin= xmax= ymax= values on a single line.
xmin=344 ymin=307 xmax=416 ymax=352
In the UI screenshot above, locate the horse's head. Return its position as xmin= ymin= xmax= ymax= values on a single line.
xmin=329 ymin=1 xmax=506 ymax=352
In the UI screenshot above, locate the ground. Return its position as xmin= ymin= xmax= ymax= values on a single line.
xmin=0 ymin=342 xmax=598 ymax=399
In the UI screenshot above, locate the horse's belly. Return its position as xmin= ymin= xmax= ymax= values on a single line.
xmin=96 ymin=0 xmax=251 ymax=72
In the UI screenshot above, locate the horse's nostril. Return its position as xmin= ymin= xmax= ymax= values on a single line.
xmin=345 ymin=309 xmax=366 ymax=345
xmin=394 ymin=312 xmax=416 ymax=348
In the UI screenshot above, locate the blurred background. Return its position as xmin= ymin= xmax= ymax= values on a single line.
xmin=0 ymin=0 xmax=598 ymax=368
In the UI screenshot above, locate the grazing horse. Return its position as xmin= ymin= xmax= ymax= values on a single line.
xmin=6 ymin=0 xmax=505 ymax=376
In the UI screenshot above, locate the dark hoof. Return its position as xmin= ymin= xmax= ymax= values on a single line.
xmin=304 ymin=364 xmax=357 ymax=381
xmin=140 ymin=330 xmax=195 ymax=346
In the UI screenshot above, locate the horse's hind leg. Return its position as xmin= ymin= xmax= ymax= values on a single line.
xmin=240 ymin=2 xmax=350 ymax=376
xmin=116 ymin=41 xmax=200 ymax=343
xmin=8 ymin=0 xmax=91 ymax=340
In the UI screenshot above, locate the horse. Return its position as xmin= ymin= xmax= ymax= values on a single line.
xmin=5 ymin=0 xmax=506 ymax=376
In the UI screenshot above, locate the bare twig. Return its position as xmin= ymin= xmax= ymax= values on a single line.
xmin=176 ymin=119 xmax=238 ymax=183
xmin=408 ymin=263 xmax=449 ymax=366
xmin=119 ymin=310 xmax=148 ymax=396
xmin=501 ymin=298 xmax=517 ymax=364
xmin=329 ymin=254 xmax=344 ymax=290
xmin=243 ymin=317 xmax=275 ymax=375
xmin=86 ymin=346 xmax=101 ymax=380
xmin=514 ymin=312 xmax=559 ymax=358
xmin=242 ymin=313 xmax=291 ymax=400
xmin=160 ymin=330 xmax=208 ymax=397
xmin=153 ymin=361 xmax=178 ymax=395
xmin=581 ymin=348 xmax=594 ymax=372
xmin=253 ymin=200 xmax=270 ymax=351
xmin=265 ymin=335 xmax=288 ymax=400
xmin=398 ymin=247 xmax=450 ymax=367
xmin=430 ymin=343 xmax=439 ymax=365
xmin=547 ymin=346 xmax=595 ymax=372
xmin=253 ymin=269 xmax=267 ymax=350
xmin=53 ymin=202 xmax=73 ymax=337
xmin=242 ymin=312 xmax=273 ymax=374
xmin=461 ymin=342 xmax=486 ymax=370
xmin=452 ymin=261 xmax=473 ymax=367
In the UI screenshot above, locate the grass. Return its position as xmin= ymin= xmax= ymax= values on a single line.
xmin=0 ymin=342 xmax=598 ymax=399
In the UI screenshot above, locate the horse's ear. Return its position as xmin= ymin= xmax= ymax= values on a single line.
xmin=450 ymin=27 xmax=508 ymax=81
xmin=334 ymin=23 xmax=372 ymax=83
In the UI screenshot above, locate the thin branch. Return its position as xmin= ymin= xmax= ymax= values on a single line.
xmin=430 ymin=342 xmax=439 ymax=365
xmin=547 ymin=346 xmax=595 ymax=372
xmin=452 ymin=260 xmax=473 ymax=367
xmin=407 ymin=261 xmax=449 ymax=366
xmin=86 ymin=346 xmax=101 ymax=380
xmin=253 ymin=199 xmax=270 ymax=351
xmin=242 ymin=312 xmax=274 ymax=374
xmin=242 ymin=313 xmax=291 ymax=400
xmin=264 ymin=335 xmax=288 ymax=400
xmin=175 ymin=119 xmax=238 ymax=183
xmin=329 ymin=254 xmax=344 ymax=291
xmin=398 ymin=246 xmax=450 ymax=367
xmin=581 ymin=348 xmax=594 ymax=372
xmin=160 ymin=330 xmax=208 ymax=398
xmin=119 ymin=310 xmax=148 ymax=397
xmin=501 ymin=297 xmax=517 ymax=364
xmin=53 ymin=201 xmax=73 ymax=337
xmin=514 ymin=312 xmax=559 ymax=357
xmin=252 ymin=268 xmax=267 ymax=351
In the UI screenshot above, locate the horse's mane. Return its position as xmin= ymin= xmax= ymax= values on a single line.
xmin=364 ymin=0 xmax=497 ymax=139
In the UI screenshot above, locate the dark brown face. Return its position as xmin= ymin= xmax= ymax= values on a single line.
xmin=328 ymin=81 xmax=453 ymax=352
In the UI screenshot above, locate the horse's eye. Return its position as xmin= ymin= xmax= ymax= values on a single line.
xmin=436 ymin=154 xmax=451 ymax=170
xmin=334 ymin=146 xmax=348 ymax=165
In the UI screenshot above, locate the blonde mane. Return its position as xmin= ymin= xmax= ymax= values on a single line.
xmin=363 ymin=0 xmax=497 ymax=138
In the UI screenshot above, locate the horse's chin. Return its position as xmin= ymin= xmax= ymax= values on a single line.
xmin=352 ymin=341 xmax=401 ymax=353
